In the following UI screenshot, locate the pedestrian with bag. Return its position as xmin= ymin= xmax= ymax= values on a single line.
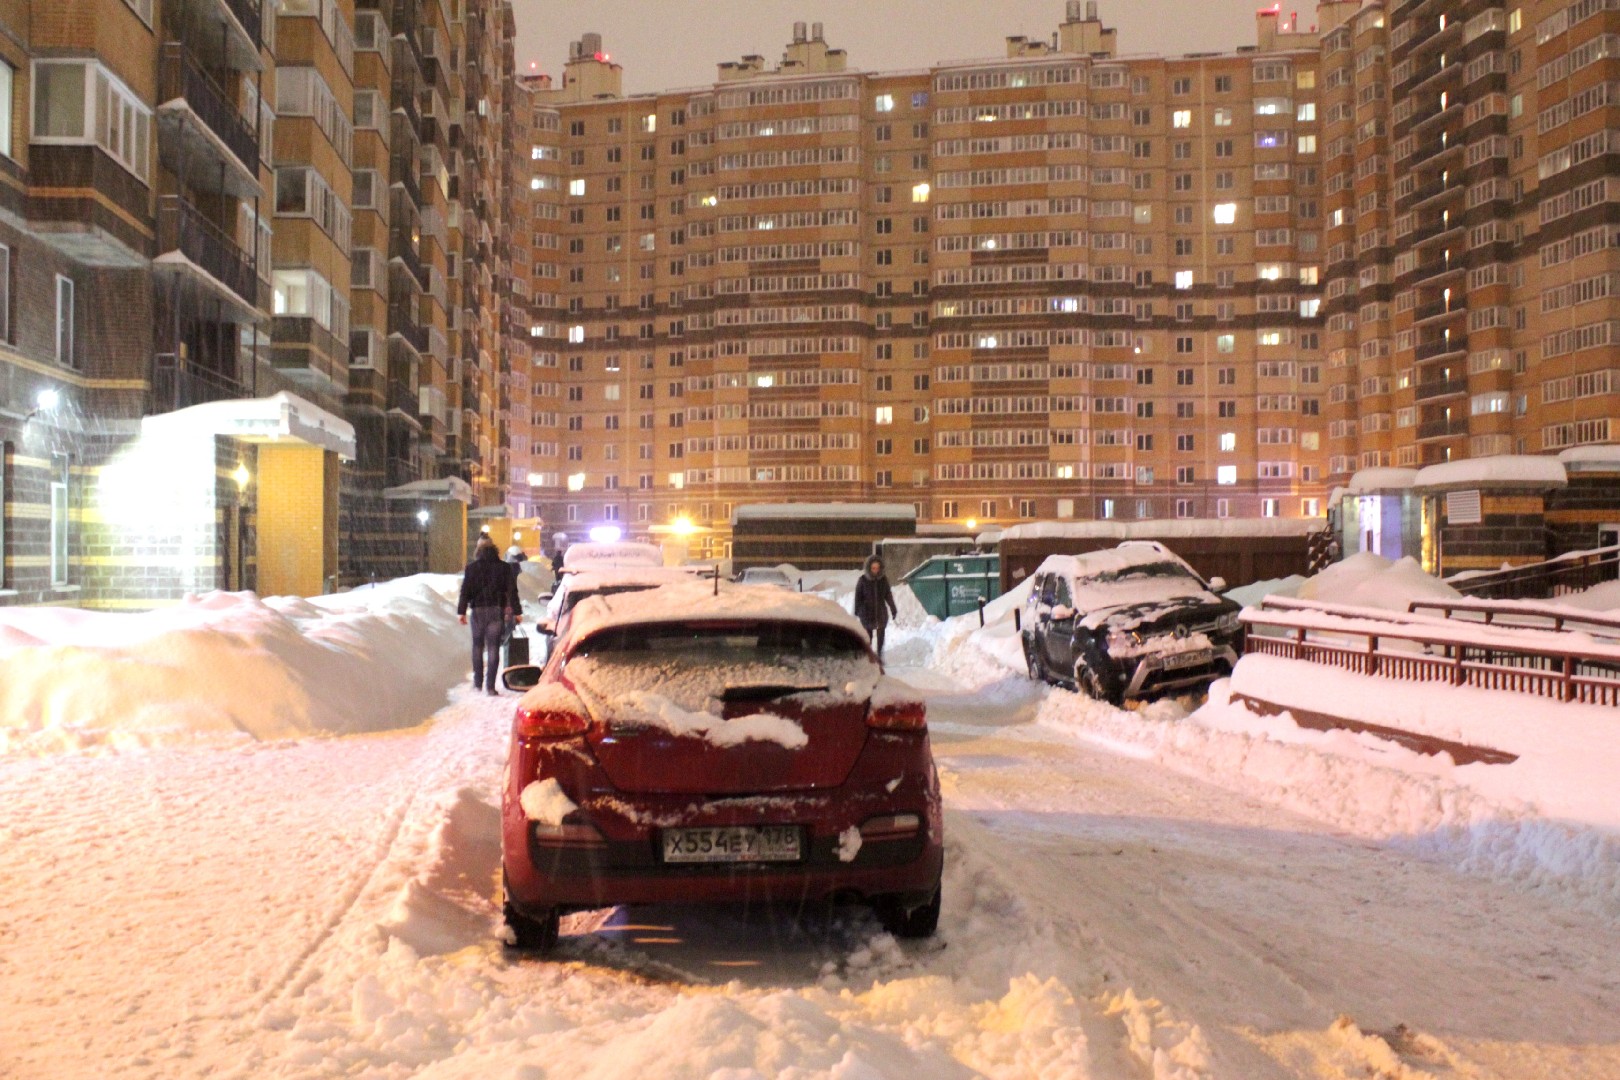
xmin=853 ymin=556 xmax=899 ymax=660
xmin=457 ymin=536 xmax=521 ymax=695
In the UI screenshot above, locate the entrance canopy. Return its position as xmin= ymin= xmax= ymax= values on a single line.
xmin=143 ymin=391 xmax=356 ymax=459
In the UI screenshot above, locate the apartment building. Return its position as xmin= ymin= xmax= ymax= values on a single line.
xmin=0 ymin=0 xmax=514 ymax=609
xmin=512 ymin=0 xmax=1620 ymax=566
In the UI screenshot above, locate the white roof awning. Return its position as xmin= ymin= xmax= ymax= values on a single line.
xmin=142 ymin=391 xmax=355 ymax=459
xmin=382 ymin=476 xmax=473 ymax=504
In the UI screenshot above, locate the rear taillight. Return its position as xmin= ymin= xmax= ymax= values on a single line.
xmin=515 ymin=706 xmax=589 ymax=739
xmin=859 ymin=813 xmax=921 ymax=839
xmin=867 ymin=700 xmax=927 ymax=731
xmin=532 ymin=817 xmax=606 ymax=847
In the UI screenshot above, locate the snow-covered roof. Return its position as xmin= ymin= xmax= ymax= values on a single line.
xmin=563 ymin=580 xmax=867 ymax=647
xmin=1558 ymin=444 xmax=1620 ymax=472
xmin=561 ymin=541 xmax=664 ymax=570
xmin=732 ymin=502 xmax=917 ymax=523
xmin=1412 ymin=456 xmax=1567 ymax=490
xmin=998 ymin=517 xmax=1322 ymax=542
xmin=1343 ymin=467 xmax=1420 ymax=494
xmin=142 ymin=391 xmax=356 ymax=459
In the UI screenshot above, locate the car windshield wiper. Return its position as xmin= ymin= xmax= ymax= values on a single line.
xmin=718 ymin=683 xmax=829 ymax=703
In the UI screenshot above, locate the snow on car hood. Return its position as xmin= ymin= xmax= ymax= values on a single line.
xmin=564 ymin=652 xmax=881 ymax=748
xmin=1077 ymin=584 xmax=1225 ymax=632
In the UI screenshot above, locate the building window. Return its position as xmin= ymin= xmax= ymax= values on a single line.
xmin=55 ymin=275 xmax=75 ymax=367
xmin=0 ymin=62 xmax=13 ymax=157
xmin=50 ymin=454 xmax=70 ymax=586
xmin=0 ymin=244 xmax=10 ymax=343
xmin=875 ymin=93 xmax=895 ymax=112
xmin=31 ymin=60 xmax=152 ymax=181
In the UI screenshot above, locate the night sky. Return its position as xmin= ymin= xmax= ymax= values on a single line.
xmin=512 ymin=1 xmax=1314 ymax=95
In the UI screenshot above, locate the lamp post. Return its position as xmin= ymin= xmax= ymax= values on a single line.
xmin=417 ymin=508 xmax=430 ymax=573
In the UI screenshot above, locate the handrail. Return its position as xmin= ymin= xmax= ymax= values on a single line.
xmin=1408 ymin=596 xmax=1620 ymax=637
xmin=1241 ymin=602 xmax=1620 ymax=707
xmin=1447 ymin=544 xmax=1620 ymax=600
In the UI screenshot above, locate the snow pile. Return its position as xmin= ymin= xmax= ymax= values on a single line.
xmin=1559 ymin=578 xmax=1620 ymax=612
xmin=1294 ymin=552 xmax=1460 ymax=611
xmin=0 ymin=575 xmax=467 ymax=755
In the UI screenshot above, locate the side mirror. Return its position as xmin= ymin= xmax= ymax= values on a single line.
xmin=1208 ymin=576 xmax=1227 ymax=593
xmin=1050 ymin=604 xmax=1075 ymax=623
xmin=501 ymin=665 xmax=544 ymax=691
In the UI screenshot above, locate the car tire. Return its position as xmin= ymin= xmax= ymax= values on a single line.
xmin=1023 ymin=636 xmax=1043 ymax=681
xmin=875 ymin=883 xmax=941 ymax=939
xmin=1074 ymin=644 xmax=1123 ymax=707
xmin=500 ymin=869 xmax=560 ymax=952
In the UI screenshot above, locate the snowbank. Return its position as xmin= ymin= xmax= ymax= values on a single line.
xmin=1294 ymin=552 xmax=1460 ymax=611
xmin=0 ymin=575 xmax=468 ymax=755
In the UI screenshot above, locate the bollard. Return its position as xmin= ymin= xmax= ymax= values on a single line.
xmin=798 ymin=577 xmax=804 ymax=592
xmin=1014 ymin=607 xmax=1021 ymax=633
xmin=978 ymin=596 xmax=987 ymax=627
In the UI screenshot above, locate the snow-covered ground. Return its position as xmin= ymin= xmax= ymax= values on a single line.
xmin=3 ymin=563 xmax=1619 ymax=1079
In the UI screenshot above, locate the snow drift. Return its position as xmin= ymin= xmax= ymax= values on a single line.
xmin=0 ymin=575 xmax=468 ymax=755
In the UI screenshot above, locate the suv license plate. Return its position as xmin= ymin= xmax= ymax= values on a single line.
xmin=1160 ymin=648 xmax=1213 ymax=670
xmin=662 ymin=825 xmax=802 ymax=864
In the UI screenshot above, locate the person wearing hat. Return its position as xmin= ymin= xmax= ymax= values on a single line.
xmin=853 ymin=556 xmax=899 ymax=660
xmin=457 ymin=536 xmax=521 ymax=695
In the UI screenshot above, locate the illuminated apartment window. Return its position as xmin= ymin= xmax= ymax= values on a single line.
xmin=911 ymin=183 xmax=930 ymax=203
xmin=1174 ymin=270 xmax=1193 ymax=290
xmin=875 ymin=406 xmax=893 ymax=425
xmin=1212 ymin=203 xmax=1236 ymax=224
xmin=568 ymin=178 xmax=585 ymax=196
xmin=875 ymin=94 xmax=895 ymax=112
xmin=1217 ymin=466 xmax=1237 ymax=485
xmin=566 ymin=473 xmax=586 ymax=492
xmin=1172 ymin=109 xmax=1191 ymax=128
xmin=1219 ymin=432 xmax=1236 ymax=452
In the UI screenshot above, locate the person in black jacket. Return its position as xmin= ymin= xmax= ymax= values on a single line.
xmin=457 ymin=537 xmax=521 ymax=695
xmin=853 ymin=556 xmax=899 ymax=659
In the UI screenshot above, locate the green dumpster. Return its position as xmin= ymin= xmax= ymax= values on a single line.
xmin=901 ymin=553 xmax=1002 ymax=619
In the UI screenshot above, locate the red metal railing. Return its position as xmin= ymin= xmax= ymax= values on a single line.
xmin=1242 ymin=598 xmax=1620 ymax=707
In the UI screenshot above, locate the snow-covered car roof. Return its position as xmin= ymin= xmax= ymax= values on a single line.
xmin=558 ymin=566 xmax=709 ymax=594
xmin=1031 ymin=543 xmax=1200 ymax=584
xmin=561 ymin=541 xmax=664 ymax=570
xmin=563 ymin=580 xmax=867 ymax=648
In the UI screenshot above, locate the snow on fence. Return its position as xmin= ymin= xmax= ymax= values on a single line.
xmin=1447 ymin=544 xmax=1620 ymax=601
xmin=1240 ymin=598 xmax=1620 ymax=708
xmin=1407 ymin=597 xmax=1620 ymax=640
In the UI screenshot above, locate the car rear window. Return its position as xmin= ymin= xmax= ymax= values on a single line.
xmin=574 ymin=621 xmax=866 ymax=661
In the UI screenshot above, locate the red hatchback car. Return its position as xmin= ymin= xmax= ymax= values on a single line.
xmin=499 ymin=581 xmax=943 ymax=952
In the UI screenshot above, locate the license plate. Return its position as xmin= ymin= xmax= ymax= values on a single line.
xmin=662 ymin=825 xmax=802 ymax=864
xmin=1160 ymin=648 xmax=1213 ymax=670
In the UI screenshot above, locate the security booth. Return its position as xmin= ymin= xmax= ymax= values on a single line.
xmin=902 ymin=553 xmax=1003 ymax=620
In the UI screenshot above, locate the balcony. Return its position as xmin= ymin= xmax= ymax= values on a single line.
xmin=151 ymin=351 xmax=246 ymax=413
xmin=1416 ymin=415 xmax=1470 ymax=440
xmin=388 ymin=303 xmax=430 ymax=355
xmin=1412 ymin=298 xmax=1464 ymax=324
xmin=154 ymin=195 xmax=261 ymax=315
xmin=157 ymin=43 xmax=261 ymax=197
xmin=1414 ymin=376 xmax=1468 ymax=401
xmin=389 ymin=229 xmax=429 ymax=290
xmin=1415 ymin=334 xmax=1467 ymax=362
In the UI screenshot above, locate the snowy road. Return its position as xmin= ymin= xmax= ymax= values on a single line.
xmin=4 ymin=670 xmax=1619 ymax=1079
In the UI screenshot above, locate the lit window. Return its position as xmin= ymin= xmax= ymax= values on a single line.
xmin=568 ymin=178 xmax=585 ymax=196
xmin=1174 ymin=270 xmax=1194 ymax=290
xmin=1296 ymin=102 xmax=1316 ymax=122
xmin=1303 ymin=498 xmax=1321 ymax=516
xmin=1213 ymin=107 xmax=1232 ymax=127
xmin=1262 ymin=498 xmax=1279 ymax=517
xmin=669 ymin=472 xmax=685 ymax=490
xmin=1172 ymin=109 xmax=1191 ymax=128
xmin=1213 ymin=202 xmax=1236 ymax=224
xmin=566 ymin=472 xmax=586 ymax=492
xmin=1219 ymin=433 xmax=1236 ymax=452
xmin=1217 ymin=465 xmax=1237 ymax=485
xmin=1297 ymin=134 xmax=1317 ymax=154
xmin=568 ymin=325 xmax=585 ymax=343
xmin=875 ymin=406 xmax=893 ymax=425
xmin=529 ymin=177 xmax=542 ymax=190
xmin=1216 ymin=334 xmax=1235 ymax=353
xmin=1299 ymin=297 xmax=1321 ymax=318
xmin=911 ymin=182 xmax=930 ymax=203
xmin=875 ymin=94 xmax=895 ymax=112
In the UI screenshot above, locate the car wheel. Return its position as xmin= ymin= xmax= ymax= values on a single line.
xmin=875 ymin=883 xmax=941 ymax=939
xmin=1023 ymin=637 xmax=1043 ymax=681
xmin=499 ymin=869 xmax=560 ymax=952
xmin=1074 ymin=648 xmax=1122 ymax=707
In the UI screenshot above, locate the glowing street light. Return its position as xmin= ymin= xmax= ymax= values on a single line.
xmin=670 ymin=515 xmax=696 ymax=536
xmin=232 ymin=463 xmax=251 ymax=490
xmin=965 ymin=518 xmax=978 ymax=531
xmin=588 ymin=525 xmax=622 ymax=543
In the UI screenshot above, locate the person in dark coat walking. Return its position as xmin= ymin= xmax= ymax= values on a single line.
xmin=853 ymin=556 xmax=899 ymax=659
xmin=457 ymin=537 xmax=521 ymax=695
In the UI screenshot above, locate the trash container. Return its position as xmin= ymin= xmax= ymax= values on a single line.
xmin=901 ymin=553 xmax=1002 ymax=620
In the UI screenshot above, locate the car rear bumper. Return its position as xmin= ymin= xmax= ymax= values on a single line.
xmin=503 ymin=742 xmax=944 ymax=916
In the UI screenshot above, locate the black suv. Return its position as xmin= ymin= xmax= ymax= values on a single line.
xmin=1020 ymin=542 xmax=1244 ymax=704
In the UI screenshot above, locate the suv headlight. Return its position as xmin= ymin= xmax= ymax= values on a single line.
xmin=1105 ymin=627 xmax=1137 ymax=653
xmin=1216 ymin=611 xmax=1242 ymax=632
